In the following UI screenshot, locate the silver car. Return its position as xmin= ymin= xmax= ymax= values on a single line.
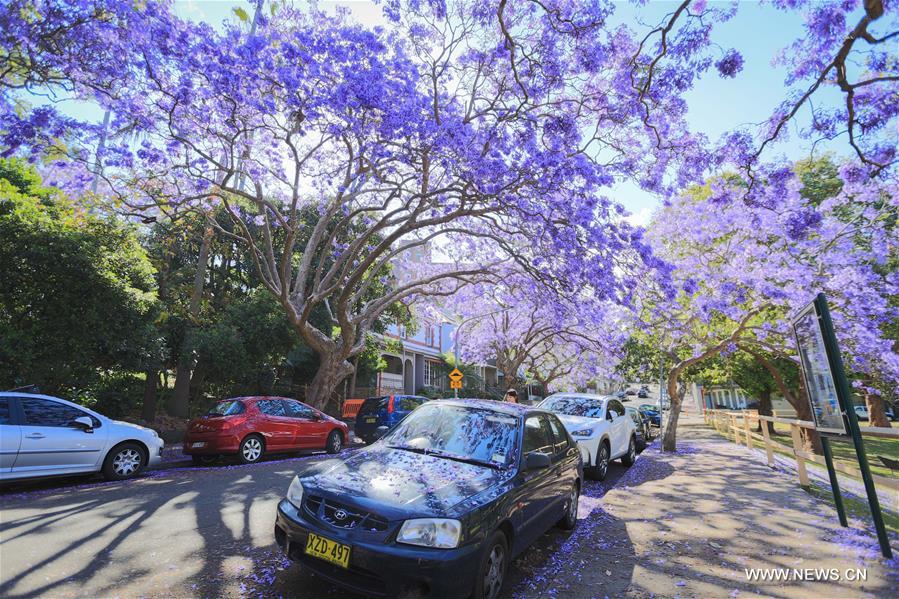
xmin=0 ymin=392 xmax=163 ymax=481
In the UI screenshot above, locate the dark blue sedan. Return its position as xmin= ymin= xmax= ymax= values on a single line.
xmin=354 ymin=394 xmax=429 ymax=444
xmin=274 ymin=399 xmax=582 ymax=598
xmin=639 ymin=404 xmax=661 ymax=426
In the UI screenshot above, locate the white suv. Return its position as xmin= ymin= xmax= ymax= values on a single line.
xmin=538 ymin=393 xmax=637 ymax=480
xmin=0 ymin=392 xmax=163 ymax=481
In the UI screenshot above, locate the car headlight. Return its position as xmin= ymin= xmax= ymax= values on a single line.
xmin=571 ymin=428 xmax=594 ymax=437
xmin=396 ymin=518 xmax=461 ymax=549
xmin=287 ymin=475 xmax=304 ymax=509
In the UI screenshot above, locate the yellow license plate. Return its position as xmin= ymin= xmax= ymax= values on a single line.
xmin=365 ymin=417 xmax=377 ymax=423
xmin=305 ymin=533 xmax=351 ymax=569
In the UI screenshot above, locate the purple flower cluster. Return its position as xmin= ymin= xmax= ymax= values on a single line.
xmin=715 ymin=49 xmax=744 ymax=78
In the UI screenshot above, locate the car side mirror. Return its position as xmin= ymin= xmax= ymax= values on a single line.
xmin=524 ymin=452 xmax=551 ymax=471
xmin=72 ymin=416 xmax=94 ymax=432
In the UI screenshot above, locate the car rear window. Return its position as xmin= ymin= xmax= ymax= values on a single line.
xmin=358 ymin=397 xmax=388 ymax=416
xmin=397 ymin=396 xmax=426 ymax=411
xmin=207 ymin=400 xmax=245 ymax=416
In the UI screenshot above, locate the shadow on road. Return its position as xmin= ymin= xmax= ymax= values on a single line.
xmin=0 ymin=447 xmax=660 ymax=599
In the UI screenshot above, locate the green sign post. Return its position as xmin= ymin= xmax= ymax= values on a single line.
xmin=791 ymin=293 xmax=892 ymax=559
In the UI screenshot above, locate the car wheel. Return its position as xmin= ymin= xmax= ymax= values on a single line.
xmin=191 ymin=454 xmax=218 ymax=466
xmin=474 ymin=531 xmax=508 ymax=599
xmin=588 ymin=442 xmax=610 ymax=481
xmin=557 ymin=482 xmax=579 ymax=530
xmin=238 ymin=434 xmax=265 ymax=464
xmin=621 ymin=436 xmax=636 ymax=467
xmin=102 ymin=442 xmax=146 ymax=481
xmin=326 ymin=430 xmax=343 ymax=454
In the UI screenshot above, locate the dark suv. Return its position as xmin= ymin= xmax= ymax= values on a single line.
xmin=354 ymin=395 xmax=429 ymax=444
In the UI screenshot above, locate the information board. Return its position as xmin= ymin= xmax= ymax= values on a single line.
xmin=791 ymin=302 xmax=847 ymax=435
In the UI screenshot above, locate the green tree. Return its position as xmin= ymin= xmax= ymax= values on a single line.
xmin=0 ymin=158 xmax=157 ymax=395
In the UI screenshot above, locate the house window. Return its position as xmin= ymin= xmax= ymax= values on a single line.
xmin=423 ymin=360 xmax=441 ymax=388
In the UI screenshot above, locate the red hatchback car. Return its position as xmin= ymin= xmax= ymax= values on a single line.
xmin=183 ymin=397 xmax=348 ymax=465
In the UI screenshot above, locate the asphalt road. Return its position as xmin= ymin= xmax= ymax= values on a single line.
xmin=0 ymin=440 xmax=637 ymax=599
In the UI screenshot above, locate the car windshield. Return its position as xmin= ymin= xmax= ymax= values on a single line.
xmin=640 ymin=404 xmax=657 ymax=411
xmin=207 ymin=400 xmax=244 ymax=417
xmin=540 ymin=396 xmax=605 ymax=419
xmin=383 ymin=404 xmax=519 ymax=469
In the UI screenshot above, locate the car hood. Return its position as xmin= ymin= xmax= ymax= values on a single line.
xmin=555 ymin=414 xmax=602 ymax=432
xmin=298 ymin=444 xmax=511 ymax=518
xmin=110 ymin=419 xmax=158 ymax=437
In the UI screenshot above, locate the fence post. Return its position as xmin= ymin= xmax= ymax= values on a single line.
xmin=761 ymin=418 xmax=774 ymax=467
xmin=731 ymin=414 xmax=740 ymax=444
xmin=790 ymin=423 xmax=810 ymax=488
xmin=743 ymin=412 xmax=753 ymax=449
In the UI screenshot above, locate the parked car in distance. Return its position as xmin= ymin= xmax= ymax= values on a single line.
xmin=538 ymin=393 xmax=636 ymax=480
xmin=354 ymin=395 xmax=429 ymax=444
xmin=184 ymin=397 xmax=348 ymax=465
xmin=0 ymin=392 xmax=163 ymax=481
xmin=637 ymin=389 xmax=648 ymax=399
xmin=625 ymin=406 xmax=651 ymax=450
xmin=639 ymin=404 xmax=661 ymax=427
xmin=625 ymin=388 xmax=637 ymax=396
xmin=853 ymin=404 xmax=897 ymax=421
xmin=613 ymin=390 xmax=626 ymax=399
xmin=275 ymin=399 xmax=582 ymax=599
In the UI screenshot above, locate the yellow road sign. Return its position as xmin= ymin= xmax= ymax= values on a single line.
xmin=448 ymin=368 xmax=463 ymax=382
xmin=450 ymin=380 xmax=462 ymax=389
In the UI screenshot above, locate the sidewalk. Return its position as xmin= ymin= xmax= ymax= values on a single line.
xmin=514 ymin=412 xmax=899 ymax=599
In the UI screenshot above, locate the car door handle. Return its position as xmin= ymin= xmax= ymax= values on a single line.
xmin=25 ymin=433 xmax=45 ymax=439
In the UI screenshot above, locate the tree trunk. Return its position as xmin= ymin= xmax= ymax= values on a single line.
xmin=170 ymin=225 xmax=213 ymax=418
xmin=140 ymin=369 xmax=159 ymax=422
xmin=757 ymin=389 xmax=774 ymax=434
xmin=662 ymin=373 xmax=682 ymax=452
xmin=349 ymin=356 xmax=359 ymax=399
xmin=189 ymin=360 xmax=208 ymax=405
xmin=306 ymin=353 xmax=355 ymax=411
xmin=866 ymin=393 xmax=892 ymax=428
xmin=792 ymin=381 xmax=824 ymax=455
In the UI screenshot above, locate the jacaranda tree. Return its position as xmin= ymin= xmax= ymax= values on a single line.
xmin=1 ymin=0 xmax=739 ymax=410
xmin=644 ymin=162 xmax=898 ymax=451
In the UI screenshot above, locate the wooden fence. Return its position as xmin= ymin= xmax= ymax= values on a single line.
xmin=702 ymin=408 xmax=899 ymax=496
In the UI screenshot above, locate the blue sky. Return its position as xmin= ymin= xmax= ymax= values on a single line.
xmin=53 ymin=1 xmax=848 ymax=222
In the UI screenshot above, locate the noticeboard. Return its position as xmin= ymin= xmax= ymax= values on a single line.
xmin=791 ymin=301 xmax=847 ymax=436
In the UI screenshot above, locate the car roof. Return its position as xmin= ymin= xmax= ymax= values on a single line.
xmin=226 ymin=396 xmax=296 ymax=402
xmin=544 ymin=392 xmax=612 ymax=401
xmin=434 ymin=398 xmax=547 ymax=417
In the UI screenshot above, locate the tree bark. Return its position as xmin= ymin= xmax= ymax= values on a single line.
xmin=349 ymin=355 xmax=359 ymax=399
xmin=306 ymin=352 xmax=355 ymax=411
xmin=662 ymin=372 xmax=683 ymax=452
xmin=140 ymin=369 xmax=159 ymax=422
xmin=866 ymin=393 xmax=892 ymax=428
xmin=170 ymin=225 xmax=213 ymax=419
xmin=757 ymin=389 xmax=774 ymax=434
